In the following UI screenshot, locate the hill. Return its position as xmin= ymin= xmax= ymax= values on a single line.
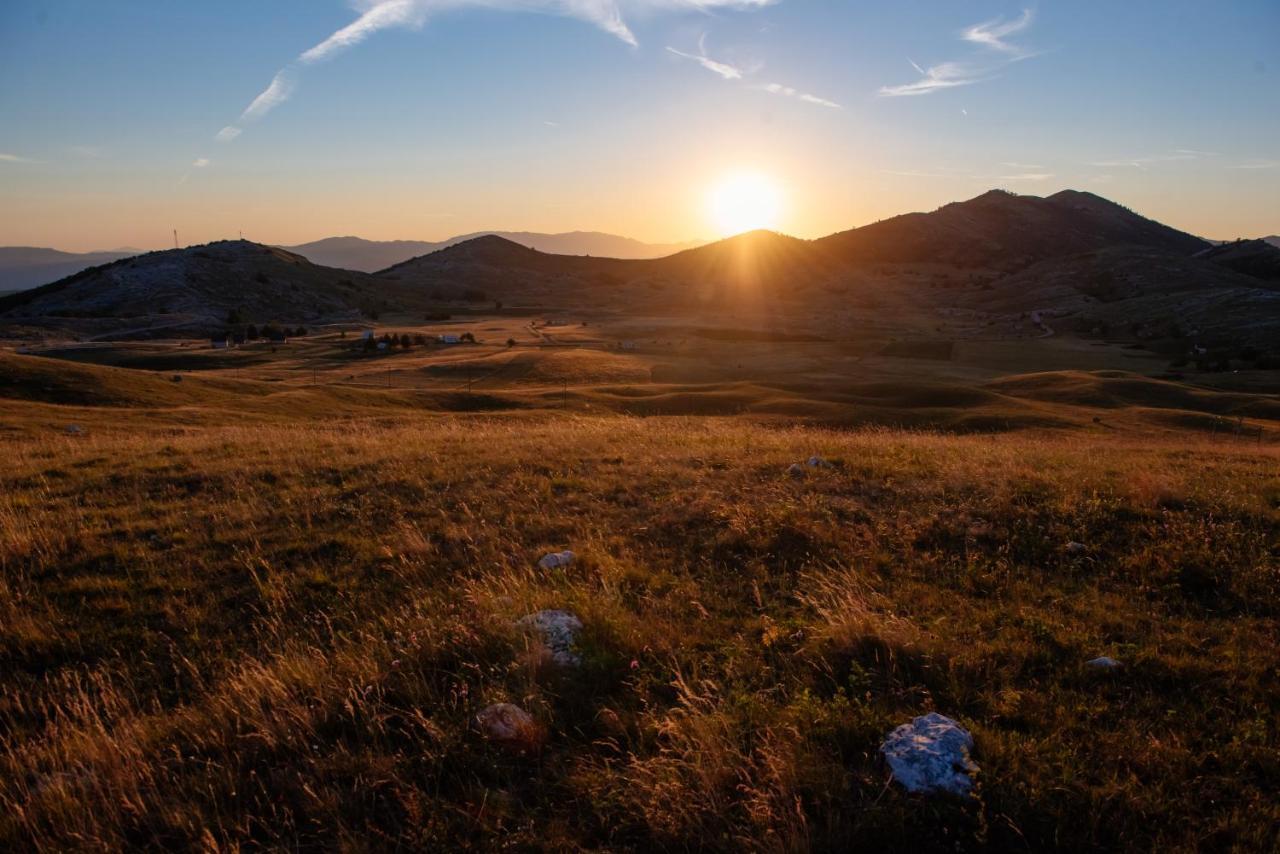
xmin=0 ymin=246 xmax=136 ymax=291
xmin=0 ymin=240 xmax=437 ymax=340
xmin=815 ymin=189 xmax=1209 ymax=269
xmin=286 ymin=231 xmax=701 ymax=271
xmin=1193 ymin=238 xmax=1280 ymax=281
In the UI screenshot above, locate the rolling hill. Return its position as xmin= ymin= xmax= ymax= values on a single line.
xmin=815 ymin=189 xmax=1209 ymax=269
xmin=285 ymin=231 xmax=701 ymax=271
xmin=0 ymin=240 xmax=439 ymax=339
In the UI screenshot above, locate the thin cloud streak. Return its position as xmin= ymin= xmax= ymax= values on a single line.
xmin=216 ymin=0 xmax=775 ymax=142
xmin=880 ymin=9 xmax=1034 ymax=97
xmin=961 ymin=9 xmax=1034 ymax=56
xmin=762 ymin=82 xmax=840 ymax=108
xmin=666 ymin=41 xmax=742 ymax=79
xmin=0 ymin=152 xmax=39 ymax=163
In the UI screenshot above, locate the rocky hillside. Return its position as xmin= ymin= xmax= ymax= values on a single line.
xmin=0 ymin=240 xmax=432 ymax=339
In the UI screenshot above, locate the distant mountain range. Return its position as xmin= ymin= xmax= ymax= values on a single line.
xmin=0 ymin=247 xmax=138 ymax=292
xmin=5 ymin=190 xmax=1279 ymax=346
xmin=282 ymin=232 xmax=705 ymax=272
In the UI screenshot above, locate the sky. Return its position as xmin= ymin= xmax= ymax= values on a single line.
xmin=1 ymin=0 xmax=1277 ymax=251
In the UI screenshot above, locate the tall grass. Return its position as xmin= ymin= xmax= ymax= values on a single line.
xmin=0 ymin=417 xmax=1276 ymax=850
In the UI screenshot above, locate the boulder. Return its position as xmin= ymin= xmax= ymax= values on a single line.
xmin=474 ymin=703 xmax=543 ymax=752
xmin=879 ymin=712 xmax=978 ymax=797
xmin=787 ymin=463 xmax=806 ymax=479
xmin=807 ymin=455 xmax=832 ymax=468
xmin=518 ymin=609 xmax=584 ymax=667
xmin=65 ymin=425 xmax=84 ymax=435
xmin=1065 ymin=541 xmax=1088 ymax=555
xmin=537 ymin=550 xmax=575 ymax=570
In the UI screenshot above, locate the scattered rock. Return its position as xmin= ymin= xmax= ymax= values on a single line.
xmin=787 ymin=463 xmax=806 ymax=479
xmin=474 ymin=703 xmax=544 ymax=752
xmin=171 ymin=374 xmax=182 ymax=383
xmin=879 ymin=712 xmax=978 ymax=797
xmin=806 ymin=455 xmax=832 ymax=468
xmin=518 ymin=609 xmax=584 ymax=667
xmin=1086 ymin=656 xmax=1122 ymax=670
xmin=65 ymin=425 xmax=84 ymax=435
xmin=537 ymin=550 xmax=575 ymax=570
xmin=1065 ymin=541 xmax=1088 ymax=555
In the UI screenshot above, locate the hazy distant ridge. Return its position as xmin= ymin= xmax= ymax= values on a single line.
xmin=284 ymin=232 xmax=704 ymax=272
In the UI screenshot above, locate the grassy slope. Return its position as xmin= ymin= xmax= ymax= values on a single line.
xmin=1 ymin=415 xmax=1277 ymax=851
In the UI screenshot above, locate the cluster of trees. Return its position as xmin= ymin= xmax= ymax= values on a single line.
xmin=221 ymin=312 xmax=308 ymax=341
xmin=358 ymin=331 xmax=478 ymax=352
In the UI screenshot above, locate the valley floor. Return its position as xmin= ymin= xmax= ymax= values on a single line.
xmin=1 ymin=415 xmax=1277 ymax=850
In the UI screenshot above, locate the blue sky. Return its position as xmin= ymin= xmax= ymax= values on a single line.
xmin=1 ymin=1 xmax=1277 ymax=250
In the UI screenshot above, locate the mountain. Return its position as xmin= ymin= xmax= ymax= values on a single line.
xmin=1262 ymin=236 xmax=1280 ymax=250
xmin=285 ymin=231 xmax=702 ymax=272
xmin=0 ymin=240 xmax=435 ymax=339
xmin=1193 ymin=239 xmax=1280 ymax=281
xmin=0 ymin=247 xmax=137 ymax=292
xmin=815 ymin=189 xmax=1209 ymax=269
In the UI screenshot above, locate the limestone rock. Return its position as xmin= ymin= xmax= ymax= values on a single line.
xmin=879 ymin=712 xmax=978 ymax=797
xmin=537 ymin=550 xmax=575 ymax=570
xmin=518 ymin=609 xmax=584 ymax=667
xmin=474 ymin=703 xmax=543 ymax=752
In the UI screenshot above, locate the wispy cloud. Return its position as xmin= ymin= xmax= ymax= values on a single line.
xmin=999 ymin=171 xmax=1053 ymax=182
xmin=1227 ymin=158 xmax=1278 ymax=170
xmin=1086 ymin=150 xmax=1216 ymax=169
xmin=0 ymin=152 xmax=39 ymax=164
xmin=880 ymin=9 xmax=1036 ymax=97
xmin=192 ymin=158 xmax=211 ymax=168
xmin=666 ymin=35 xmax=743 ymax=79
xmin=879 ymin=61 xmax=986 ymax=97
xmin=67 ymin=145 xmax=103 ymax=159
xmin=961 ymin=9 xmax=1034 ymax=57
xmin=761 ymin=82 xmax=840 ymax=108
xmin=216 ymin=1 xmax=774 ymax=142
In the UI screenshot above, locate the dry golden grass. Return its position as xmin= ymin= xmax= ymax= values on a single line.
xmin=0 ymin=415 xmax=1277 ymax=850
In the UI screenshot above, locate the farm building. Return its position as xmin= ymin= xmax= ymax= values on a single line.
xmin=438 ymin=334 xmax=460 ymax=345
xmin=210 ymin=334 xmax=230 ymax=349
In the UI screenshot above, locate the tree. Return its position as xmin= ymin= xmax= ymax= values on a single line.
xmin=247 ymin=323 xmax=259 ymax=340
xmin=460 ymin=332 xmax=476 ymax=343
xmin=226 ymin=307 xmax=244 ymax=325
xmin=506 ymin=338 xmax=516 ymax=348
xmin=400 ymin=333 xmax=412 ymax=349
xmin=294 ymin=326 xmax=307 ymax=337
xmin=494 ymin=300 xmax=503 ymax=312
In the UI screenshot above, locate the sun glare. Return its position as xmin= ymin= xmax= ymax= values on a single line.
xmin=709 ymin=172 xmax=783 ymax=237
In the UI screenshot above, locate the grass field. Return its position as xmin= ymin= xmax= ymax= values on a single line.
xmin=1 ymin=399 xmax=1277 ymax=850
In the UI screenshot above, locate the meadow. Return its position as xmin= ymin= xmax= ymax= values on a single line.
xmin=1 ymin=408 xmax=1277 ymax=850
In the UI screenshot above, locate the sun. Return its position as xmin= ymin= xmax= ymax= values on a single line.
xmin=708 ymin=172 xmax=783 ymax=237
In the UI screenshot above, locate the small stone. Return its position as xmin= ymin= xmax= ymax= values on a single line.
xmin=1086 ymin=656 xmax=1122 ymax=670
xmin=537 ymin=550 xmax=575 ymax=570
xmin=879 ymin=712 xmax=978 ymax=797
xmin=474 ymin=703 xmax=543 ymax=752
xmin=807 ymin=455 xmax=832 ymax=468
xmin=518 ymin=609 xmax=584 ymax=667
xmin=787 ymin=463 xmax=806 ymax=478
xmin=1066 ymin=541 xmax=1088 ymax=555
xmin=65 ymin=425 xmax=84 ymax=435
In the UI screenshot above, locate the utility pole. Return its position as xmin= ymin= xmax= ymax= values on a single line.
xmin=173 ymin=229 xmax=179 ymax=250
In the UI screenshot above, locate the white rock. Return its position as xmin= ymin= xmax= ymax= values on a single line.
xmin=518 ymin=609 xmax=584 ymax=667
xmin=537 ymin=550 xmax=575 ymax=570
xmin=879 ymin=712 xmax=978 ymax=797
xmin=1065 ymin=541 xmax=1088 ymax=555
xmin=807 ymin=455 xmax=832 ymax=468
xmin=1086 ymin=656 xmax=1122 ymax=670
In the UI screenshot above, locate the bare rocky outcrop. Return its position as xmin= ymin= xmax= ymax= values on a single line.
xmin=880 ymin=713 xmax=979 ymax=797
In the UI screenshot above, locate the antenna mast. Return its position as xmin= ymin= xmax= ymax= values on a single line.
xmin=173 ymin=229 xmax=179 ymax=250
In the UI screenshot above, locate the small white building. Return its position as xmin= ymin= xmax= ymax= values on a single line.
xmin=620 ymin=340 xmax=636 ymax=351
xmin=362 ymin=330 xmax=375 ymax=341
xmin=438 ymin=334 xmax=460 ymax=345
xmin=210 ymin=335 xmax=230 ymax=349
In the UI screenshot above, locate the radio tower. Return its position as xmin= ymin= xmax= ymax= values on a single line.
xmin=173 ymin=229 xmax=179 ymax=250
